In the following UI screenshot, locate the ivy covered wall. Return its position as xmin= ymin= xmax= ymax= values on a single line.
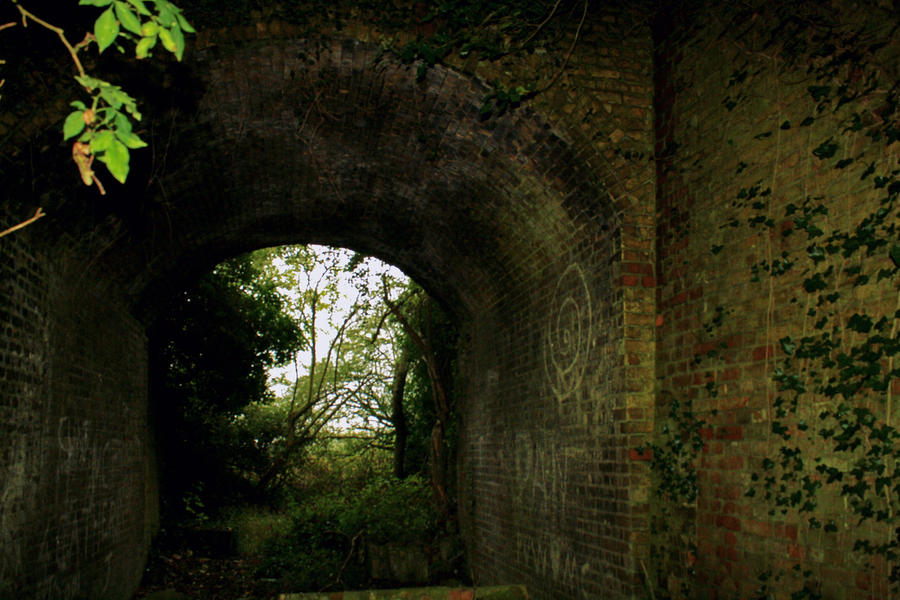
xmin=653 ymin=1 xmax=900 ymax=598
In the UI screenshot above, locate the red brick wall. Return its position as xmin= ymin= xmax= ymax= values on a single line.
xmin=653 ymin=1 xmax=900 ymax=597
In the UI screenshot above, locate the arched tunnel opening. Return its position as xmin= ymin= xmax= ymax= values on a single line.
xmin=142 ymin=242 xmax=467 ymax=596
xmin=1 ymin=28 xmax=645 ymax=600
xmin=127 ymin=37 xmax=629 ymax=598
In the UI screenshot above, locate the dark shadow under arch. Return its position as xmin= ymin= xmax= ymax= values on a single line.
xmin=0 ymin=32 xmax=650 ymax=600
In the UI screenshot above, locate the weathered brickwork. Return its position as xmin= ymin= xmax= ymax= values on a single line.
xmin=0 ymin=218 xmax=153 ymax=600
xmin=8 ymin=2 xmax=896 ymax=599
xmin=654 ymin=1 xmax=900 ymax=598
xmin=1 ymin=10 xmax=656 ymax=599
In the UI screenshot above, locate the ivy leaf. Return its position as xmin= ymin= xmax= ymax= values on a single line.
xmin=114 ymin=2 xmax=143 ymax=35
xmin=780 ymin=336 xmax=796 ymax=355
xmin=79 ymin=0 xmax=113 ymax=5
xmin=98 ymin=139 xmax=130 ymax=183
xmin=808 ymin=245 xmax=825 ymax=264
xmin=808 ymin=85 xmax=830 ymax=101
xmin=94 ymin=7 xmax=120 ymax=53
xmin=890 ymin=245 xmax=900 ymax=267
xmin=63 ymin=111 xmax=86 ymax=140
xmin=772 ymin=421 xmax=790 ymax=438
xmin=835 ymin=158 xmax=853 ymax=169
xmin=847 ymin=314 xmax=873 ymax=334
xmin=803 ymin=273 xmax=827 ymax=292
xmin=813 ymin=138 xmax=839 ymax=160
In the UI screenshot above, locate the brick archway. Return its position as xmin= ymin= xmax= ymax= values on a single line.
xmin=122 ymin=38 xmax=643 ymax=598
xmin=126 ymin=38 xmax=616 ymax=320
xmin=1 ymin=25 xmax=656 ymax=600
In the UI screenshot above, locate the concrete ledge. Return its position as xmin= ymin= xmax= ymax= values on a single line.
xmin=278 ymin=585 xmax=528 ymax=600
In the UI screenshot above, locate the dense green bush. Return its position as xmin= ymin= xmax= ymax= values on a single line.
xmin=255 ymin=475 xmax=439 ymax=591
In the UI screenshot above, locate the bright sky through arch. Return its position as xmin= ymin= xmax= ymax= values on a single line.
xmin=263 ymin=244 xmax=409 ymax=398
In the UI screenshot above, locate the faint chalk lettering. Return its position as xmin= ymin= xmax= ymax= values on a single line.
xmin=516 ymin=533 xmax=579 ymax=585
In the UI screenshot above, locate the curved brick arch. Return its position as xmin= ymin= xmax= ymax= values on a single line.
xmin=123 ymin=40 xmax=646 ymax=598
xmin=114 ymin=35 xmax=648 ymax=599
xmin=1 ymin=23 xmax=657 ymax=600
xmin=127 ymin=37 xmax=618 ymax=322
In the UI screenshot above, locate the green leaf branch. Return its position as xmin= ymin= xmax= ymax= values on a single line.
xmin=2 ymin=0 xmax=193 ymax=208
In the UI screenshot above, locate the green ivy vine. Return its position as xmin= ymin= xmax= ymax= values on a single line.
xmin=645 ymin=3 xmax=900 ymax=598
xmin=387 ymin=0 xmax=587 ymax=116
xmin=736 ymin=9 xmax=900 ymax=591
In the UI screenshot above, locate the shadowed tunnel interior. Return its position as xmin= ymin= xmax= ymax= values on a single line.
xmin=1 ymin=29 xmax=646 ymax=600
xmin=125 ymin=39 xmax=631 ymax=598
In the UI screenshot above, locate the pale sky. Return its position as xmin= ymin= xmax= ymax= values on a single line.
xmin=266 ymin=245 xmax=408 ymax=398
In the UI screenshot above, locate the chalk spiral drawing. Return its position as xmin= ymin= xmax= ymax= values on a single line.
xmin=544 ymin=263 xmax=592 ymax=401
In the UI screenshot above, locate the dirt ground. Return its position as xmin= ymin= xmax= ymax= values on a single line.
xmin=132 ymin=533 xmax=282 ymax=600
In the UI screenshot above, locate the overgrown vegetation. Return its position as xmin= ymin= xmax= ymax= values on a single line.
xmin=145 ymin=244 xmax=462 ymax=595
xmin=254 ymin=469 xmax=454 ymax=592
xmin=149 ymin=251 xmax=305 ymax=518
xmin=0 ymin=0 xmax=194 ymax=208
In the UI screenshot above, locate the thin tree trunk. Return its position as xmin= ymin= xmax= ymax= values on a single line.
xmin=391 ymin=346 xmax=411 ymax=479
xmin=381 ymin=288 xmax=452 ymax=516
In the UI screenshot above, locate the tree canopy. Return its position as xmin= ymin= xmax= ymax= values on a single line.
xmin=149 ymin=244 xmax=459 ymax=520
xmin=149 ymin=251 xmax=304 ymax=515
